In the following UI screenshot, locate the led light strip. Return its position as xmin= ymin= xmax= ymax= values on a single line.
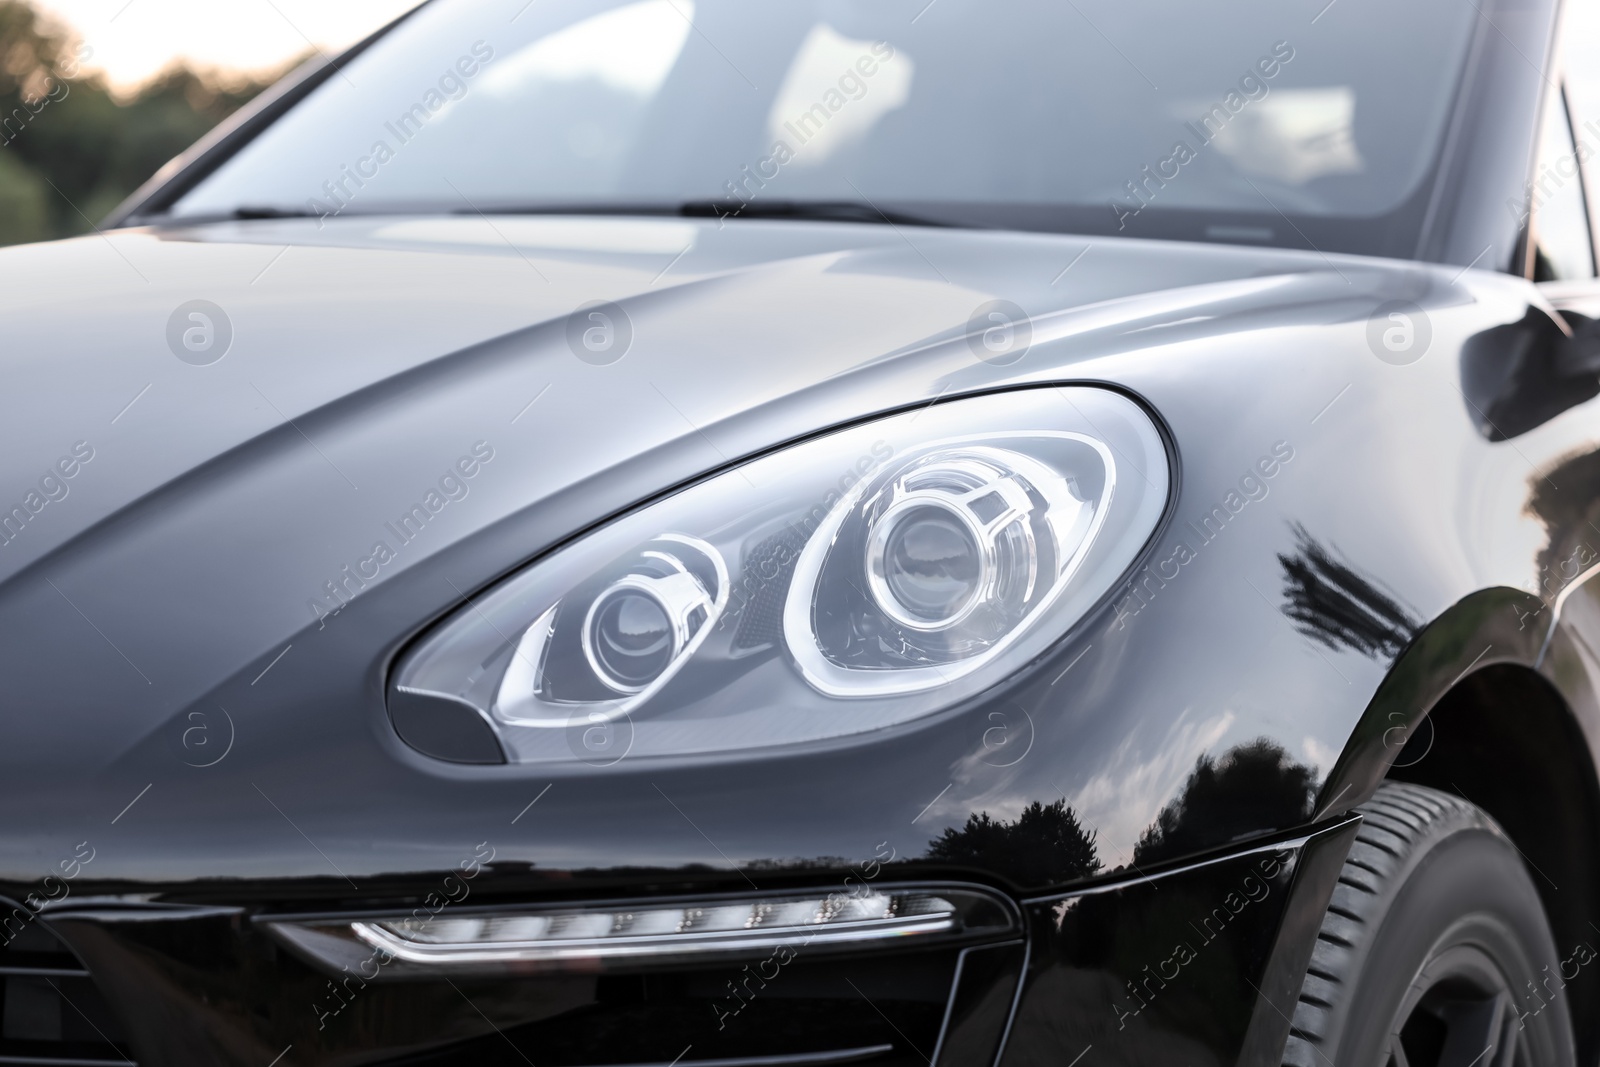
xmin=351 ymin=890 xmax=961 ymax=965
xmin=264 ymin=885 xmax=1017 ymax=978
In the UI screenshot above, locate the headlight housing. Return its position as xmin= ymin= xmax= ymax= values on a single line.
xmin=391 ymin=388 xmax=1168 ymax=765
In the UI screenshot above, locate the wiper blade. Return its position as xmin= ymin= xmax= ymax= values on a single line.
xmin=678 ymin=199 xmax=958 ymax=228
xmin=230 ymin=205 xmax=324 ymax=220
xmin=448 ymin=199 xmax=958 ymax=227
xmin=124 ymin=205 xmax=329 ymax=226
xmin=143 ymin=200 xmax=960 ymax=228
xmin=452 ymin=202 xmax=687 ymax=218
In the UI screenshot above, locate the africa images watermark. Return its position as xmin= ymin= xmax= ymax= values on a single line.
xmin=1111 ymin=40 xmax=1297 ymax=231
xmin=1112 ymin=440 xmax=1296 ymax=628
xmin=1514 ymin=539 xmax=1600 ymax=633
xmin=1097 ymin=847 xmax=1290 ymax=1029
xmin=1508 ymin=114 xmax=1600 ymax=228
xmin=712 ymin=40 xmax=899 ymax=223
xmin=0 ymin=43 xmax=93 ymax=148
xmin=312 ymin=841 xmax=495 ymax=1030
xmin=307 ymin=441 xmax=496 ymax=628
xmin=0 ymin=841 xmax=96 ymax=946
xmin=0 ymin=440 xmax=96 ymax=551
xmin=717 ymin=439 xmax=896 ymax=631
xmin=306 ymin=41 xmax=497 ymax=224
xmin=709 ymin=841 xmax=898 ymax=1030
xmin=1517 ymin=936 xmax=1599 ymax=1032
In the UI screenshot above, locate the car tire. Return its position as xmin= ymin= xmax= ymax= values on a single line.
xmin=1282 ymin=781 xmax=1575 ymax=1067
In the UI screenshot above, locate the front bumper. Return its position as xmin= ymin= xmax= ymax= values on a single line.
xmin=12 ymin=816 xmax=1357 ymax=1067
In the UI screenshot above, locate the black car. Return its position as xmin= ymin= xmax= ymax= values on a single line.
xmin=4 ymin=0 xmax=1600 ymax=1064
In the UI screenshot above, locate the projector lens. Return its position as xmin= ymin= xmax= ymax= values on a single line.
xmin=587 ymin=587 xmax=675 ymax=691
xmin=875 ymin=504 xmax=985 ymax=628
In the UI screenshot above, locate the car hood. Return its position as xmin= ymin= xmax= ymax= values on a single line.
xmin=0 ymin=213 xmax=1358 ymax=577
xmin=0 ymin=213 xmax=1416 ymax=773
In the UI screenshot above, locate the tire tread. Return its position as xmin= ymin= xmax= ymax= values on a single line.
xmin=1281 ymin=782 xmax=1487 ymax=1067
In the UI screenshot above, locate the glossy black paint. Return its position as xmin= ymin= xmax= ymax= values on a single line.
xmin=44 ymin=899 xmax=1024 ymax=1065
xmin=1000 ymin=816 xmax=1360 ymax=1066
xmin=3 ymin=0 xmax=1600 ymax=1061
xmin=3 ymin=247 xmax=1582 ymax=889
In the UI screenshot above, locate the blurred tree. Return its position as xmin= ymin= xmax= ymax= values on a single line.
xmin=0 ymin=146 xmax=47 ymax=243
xmin=926 ymin=798 xmax=1102 ymax=885
xmin=1133 ymin=738 xmax=1320 ymax=867
xmin=0 ymin=0 xmax=292 ymax=246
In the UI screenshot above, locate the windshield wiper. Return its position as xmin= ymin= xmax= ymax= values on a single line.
xmin=454 ymin=202 xmax=687 ymax=219
xmin=123 ymin=205 xmax=330 ymax=226
xmin=229 ymin=205 xmax=326 ymax=220
xmin=677 ymin=199 xmax=958 ymax=228
xmin=454 ymin=199 xmax=959 ymax=228
xmin=136 ymin=200 xmax=960 ymax=229
xmin=177 ymin=206 xmax=327 ymax=221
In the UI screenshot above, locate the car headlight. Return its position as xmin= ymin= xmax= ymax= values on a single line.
xmin=390 ymin=388 xmax=1168 ymax=765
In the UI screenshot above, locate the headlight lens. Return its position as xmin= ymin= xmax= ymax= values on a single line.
xmin=793 ymin=441 xmax=1098 ymax=696
xmin=392 ymin=388 xmax=1167 ymax=764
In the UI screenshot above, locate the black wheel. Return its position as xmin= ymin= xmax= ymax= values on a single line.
xmin=1284 ymin=782 xmax=1575 ymax=1067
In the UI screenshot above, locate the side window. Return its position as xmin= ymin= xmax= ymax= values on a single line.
xmin=1527 ymin=85 xmax=1595 ymax=280
xmin=1552 ymin=1 xmax=1600 ymax=277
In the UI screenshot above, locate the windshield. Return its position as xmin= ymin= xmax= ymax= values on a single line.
xmin=167 ymin=0 xmax=1480 ymax=257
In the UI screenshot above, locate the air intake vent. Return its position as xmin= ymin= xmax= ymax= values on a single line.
xmin=0 ymin=909 xmax=135 ymax=1066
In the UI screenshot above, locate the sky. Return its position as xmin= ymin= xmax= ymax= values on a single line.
xmin=28 ymin=0 xmax=1600 ymax=108
xmin=31 ymin=0 xmax=422 ymax=90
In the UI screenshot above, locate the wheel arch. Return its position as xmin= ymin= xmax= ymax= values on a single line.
xmin=1316 ymin=585 xmax=1600 ymax=1060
